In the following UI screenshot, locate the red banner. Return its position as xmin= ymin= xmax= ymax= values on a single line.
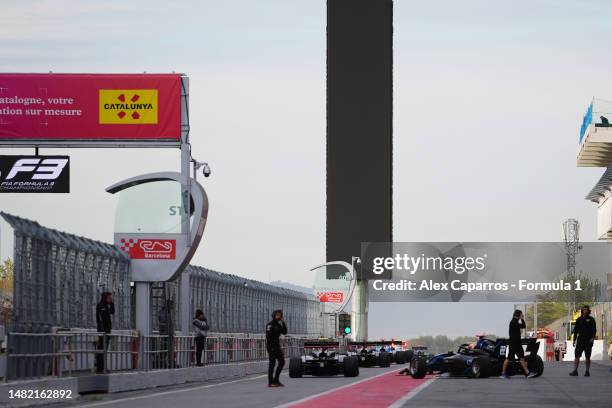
xmin=0 ymin=73 xmax=182 ymax=142
xmin=119 ymin=238 xmax=177 ymax=260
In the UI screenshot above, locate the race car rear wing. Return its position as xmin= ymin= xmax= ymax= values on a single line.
xmin=303 ymin=340 xmax=341 ymax=349
xmin=348 ymin=341 xmax=398 ymax=346
xmin=494 ymin=337 xmax=540 ymax=354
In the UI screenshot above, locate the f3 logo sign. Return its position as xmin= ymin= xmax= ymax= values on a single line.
xmin=0 ymin=155 xmax=70 ymax=193
xmin=4 ymin=158 xmax=68 ymax=180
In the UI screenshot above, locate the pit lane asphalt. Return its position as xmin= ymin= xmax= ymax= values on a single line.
xmin=401 ymin=361 xmax=612 ymax=408
xmin=61 ymin=365 xmax=401 ymax=408
xmin=42 ymin=361 xmax=612 ymax=408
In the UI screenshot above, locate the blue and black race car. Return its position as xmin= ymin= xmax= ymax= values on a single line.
xmin=408 ymin=337 xmax=544 ymax=379
xmin=347 ymin=341 xmax=393 ymax=367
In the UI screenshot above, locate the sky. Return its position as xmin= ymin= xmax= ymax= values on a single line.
xmin=1 ymin=0 xmax=612 ymax=338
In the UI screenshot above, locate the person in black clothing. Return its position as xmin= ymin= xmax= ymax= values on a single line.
xmin=95 ymin=292 xmax=114 ymax=373
xmin=500 ymin=309 xmax=536 ymax=378
xmin=570 ymin=305 xmax=597 ymax=377
xmin=193 ymin=309 xmax=210 ymax=366
xmin=266 ymin=309 xmax=287 ymax=387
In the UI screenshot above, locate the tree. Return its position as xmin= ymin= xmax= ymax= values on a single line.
xmin=523 ymin=302 xmax=567 ymax=328
xmin=526 ymin=271 xmax=605 ymax=329
xmin=0 ymin=258 xmax=14 ymax=326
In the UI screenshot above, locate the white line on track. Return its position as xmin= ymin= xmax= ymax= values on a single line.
xmin=272 ymin=369 xmax=399 ymax=408
xmin=72 ymin=374 xmax=268 ymax=407
xmin=387 ymin=378 xmax=436 ymax=408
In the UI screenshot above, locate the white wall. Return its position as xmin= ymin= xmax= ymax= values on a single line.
xmin=597 ymin=194 xmax=612 ymax=240
xmin=563 ymin=340 xmax=607 ymax=361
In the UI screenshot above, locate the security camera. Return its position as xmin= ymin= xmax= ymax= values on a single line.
xmin=202 ymin=163 xmax=211 ymax=178
xmin=192 ymin=159 xmax=211 ymax=178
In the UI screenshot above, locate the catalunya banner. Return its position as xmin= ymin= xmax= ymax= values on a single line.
xmin=0 ymin=73 xmax=184 ymax=146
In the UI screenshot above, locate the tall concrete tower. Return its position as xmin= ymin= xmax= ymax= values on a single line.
xmin=326 ymin=0 xmax=393 ymax=265
xmin=326 ymin=0 xmax=393 ymax=341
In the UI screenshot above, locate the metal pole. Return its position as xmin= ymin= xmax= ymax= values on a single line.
xmin=135 ymin=283 xmax=151 ymax=336
xmin=181 ymin=142 xmax=191 ymax=243
xmin=179 ymin=272 xmax=190 ymax=336
xmin=534 ymin=301 xmax=538 ymax=334
xmin=351 ymin=281 xmax=368 ymax=342
xmin=350 ymin=257 xmax=368 ymax=342
xmin=179 ymin=136 xmax=192 ymax=336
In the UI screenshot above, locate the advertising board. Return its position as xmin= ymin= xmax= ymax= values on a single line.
xmin=0 ymin=73 xmax=187 ymax=147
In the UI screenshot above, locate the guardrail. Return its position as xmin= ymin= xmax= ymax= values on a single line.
xmin=4 ymin=331 xmax=309 ymax=381
xmin=5 ymin=332 xmax=137 ymax=380
xmin=139 ymin=334 xmax=303 ymax=370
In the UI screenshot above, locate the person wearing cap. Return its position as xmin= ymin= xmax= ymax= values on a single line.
xmin=266 ymin=309 xmax=287 ymax=387
xmin=570 ymin=305 xmax=597 ymax=377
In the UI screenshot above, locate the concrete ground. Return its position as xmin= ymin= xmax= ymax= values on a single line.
xmin=404 ymin=361 xmax=612 ymax=408
xmin=43 ymin=361 xmax=612 ymax=408
xmin=59 ymin=365 xmax=400 ymax=408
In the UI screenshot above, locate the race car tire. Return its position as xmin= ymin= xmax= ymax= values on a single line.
xmin=409 ymin=356 xmax=427 ymax=379
xmin=379 ymin=351 xmax=392 ymax=367
xmin=404 ymin=350 xmax=414 ymax=362
xmin=343 ymin=356 xmax=360 ymax=377
xmin=395 ymin=351 xmax=406 ymax=364
xmin=528 ymin=355 xmax=544 ymax=377
xmin=289 ymin=357 xmax=303 ymax=378
xmin=469 ymin=357 xmax=491 ymax=378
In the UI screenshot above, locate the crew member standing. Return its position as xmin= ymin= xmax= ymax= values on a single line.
xmin=193 ymin=309 xmax=210 ymax=366
xmin=570 ymin=305 xmax=597 ymax=377
xmin=96 ymin=292 xmax=114 ymax=373
xmin=266 ymin=309 xmax=287 ymax=387
xmin=500 ymin=309 xmax=536 ymax=378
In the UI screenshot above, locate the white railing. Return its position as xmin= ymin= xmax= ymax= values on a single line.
xmin=4 ymin=331 xmax=310 ymax=381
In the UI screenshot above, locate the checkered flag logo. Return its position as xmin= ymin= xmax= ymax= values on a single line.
xmin=119 ymin=238 xmax=137 ymax=255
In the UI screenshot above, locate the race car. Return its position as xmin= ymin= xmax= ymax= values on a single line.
xmin=387 ymin=343 xmax=410 ymax=364
xmin=410 ymin=346 xmax=432 ymax=361
xmin=347 ymin=341 xmax=393 ymax=367
xmin=289 ymin=340 xmax=359 ymax=377
xmin=408 ymin=337 xmax=544 ymax=379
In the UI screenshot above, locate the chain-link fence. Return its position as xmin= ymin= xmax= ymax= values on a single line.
xmin=1 ymin=213 xmax=132 ymax=333
xmin=0 ymin=212 xmax=322 ymax=337
xmin=0 ymin=212 xmax=324 ymax=380
xmin=188 ymin=266 xmax=322 ymax=336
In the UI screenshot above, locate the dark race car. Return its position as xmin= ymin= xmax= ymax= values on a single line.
xmin=388 ymin=343 xmax=410 ymax=364
xmin=347 ymin=341 xmax=393 ymax=367
xmin=409 ymin=337 xmax=544 ymax=379
xmin=289 ymin=340 xmax=359 ymax=378
xmin=410 ymin=345 xmax=433 ymax=361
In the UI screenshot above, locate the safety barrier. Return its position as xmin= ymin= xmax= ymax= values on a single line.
xmin=5 ymin=331 xmax=137 ymax=380
xmin=1 ymin=212 xmax=323 ymax=336
xmin=139 ymin=334 xmax=304 ymax=371
xmin=4 ymin=331 xmax=309 ymax=381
